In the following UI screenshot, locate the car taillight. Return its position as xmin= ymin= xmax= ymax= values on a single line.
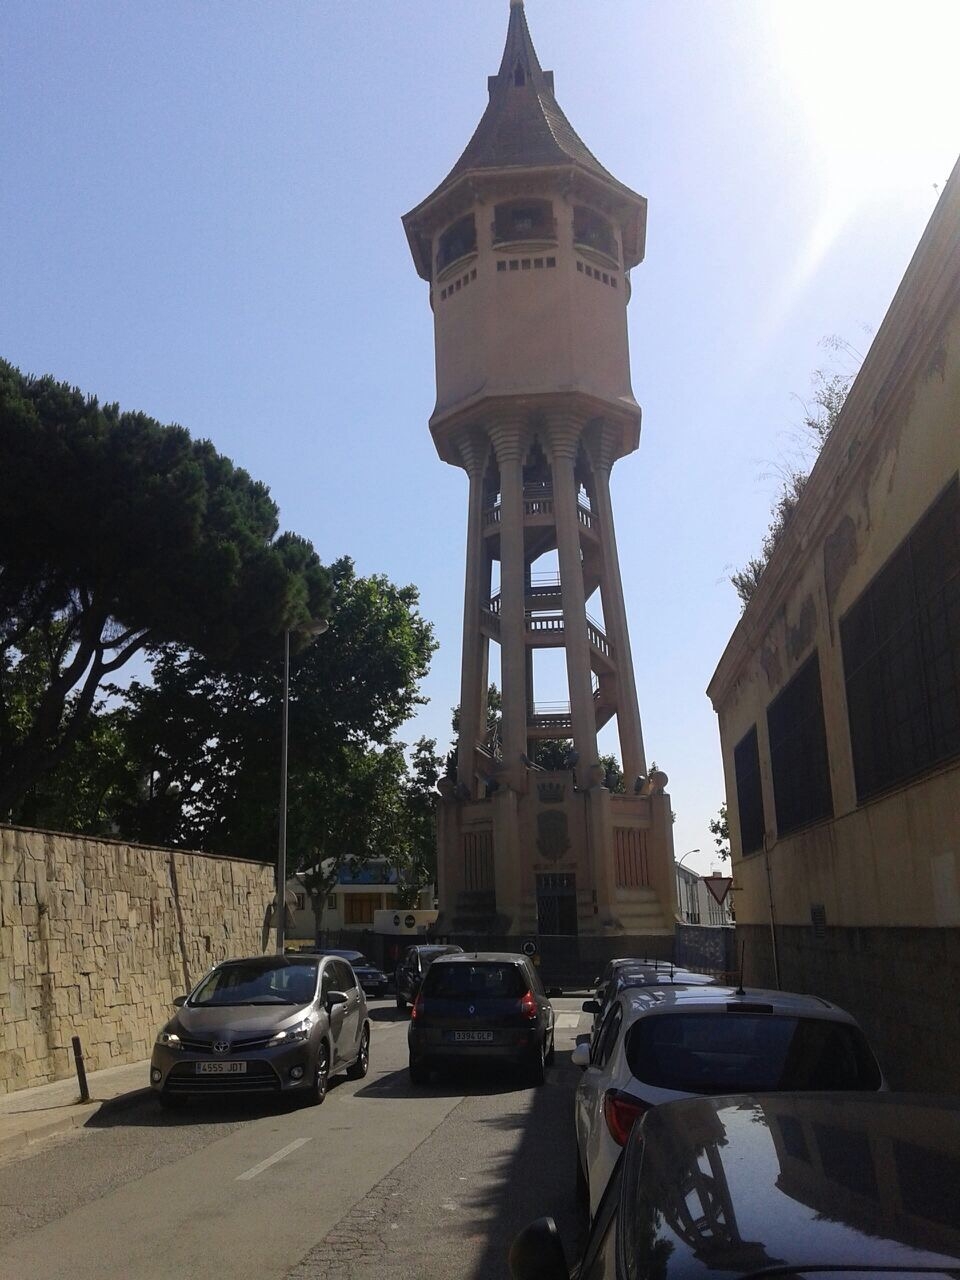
xmin=603 ymin=1089 xmax=649 ymax=1146
xmin=520 ymin=989 xmax=538 ymax=1019
xmin=411 ymin=993 xmax=424 ymax=1021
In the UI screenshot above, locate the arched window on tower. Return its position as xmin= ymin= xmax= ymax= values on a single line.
xmin=436 ymin=214 xmax=478 ymax=275
xmin=492 ymin=199 xmax=556 ymax=246
xmin=573 ymin=207 xmax=619 ymax=264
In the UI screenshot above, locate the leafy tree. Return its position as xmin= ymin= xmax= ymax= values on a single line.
xmin=0 ymin=361 xmax=329 ymax=816
xmin=393 ymin=736 xmax=443 ymax=908
xmin=709 ymin=801 xmax=731 ymax=863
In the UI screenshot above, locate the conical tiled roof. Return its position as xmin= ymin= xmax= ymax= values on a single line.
xmin=435 ymin=0 xmax=626 ymax=192
xmin=404 ymin=2 xmax=646 ymax=279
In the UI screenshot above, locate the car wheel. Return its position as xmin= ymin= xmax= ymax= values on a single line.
xmin=347 ymin=1025 xmax=370 ymax=1080
xmin=575 ymin=1149 xmax=589 ymax=1208
xmin=527 ymin=1039 xmax=546 ymax=1087
xmin=311 ymin=1043 xmax=330 ymax=1105
xmin=409 ymin=1058 xmax=428 ymax=1086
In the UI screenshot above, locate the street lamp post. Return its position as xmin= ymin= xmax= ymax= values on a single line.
xmin=277 ymin=619 xmax=329 ymax=954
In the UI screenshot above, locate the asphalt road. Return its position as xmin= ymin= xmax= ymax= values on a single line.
xmin=0 ymin=997 xmax=591 ymax=1280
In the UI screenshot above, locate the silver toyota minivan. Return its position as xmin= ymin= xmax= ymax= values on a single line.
xmin=150 ymin=953 xmax=370 ymax=1106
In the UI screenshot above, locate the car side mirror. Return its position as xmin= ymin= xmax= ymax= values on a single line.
xmin=327 ymin=990 xmax=347 ymax=1008
xmin=582 ymin=999 xmax=601 ymax=1015
xmin=508 ymin=1217 xmax=569 ymax=1280
xmin=173 ymin=995 xmax=187 ymax=1008
xmin=571 ymin=1042 xmax=591 ymax=1069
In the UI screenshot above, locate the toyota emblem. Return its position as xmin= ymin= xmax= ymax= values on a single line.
xmin=213 ymin=1040 xmax=230 ymax=1055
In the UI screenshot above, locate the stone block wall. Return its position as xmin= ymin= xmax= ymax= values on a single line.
xmin=0 ymin=824 xmax=273 ymax=1095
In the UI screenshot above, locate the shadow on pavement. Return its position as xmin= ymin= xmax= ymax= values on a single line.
xmin=368 ymin=1005 xmax=407 ymax=1023
xmin=462 ymin=1050 xmax=589 ymax=1279
xmin=84 ymin=1081 xmax=349 ymax=1130
xmin=355 ymin=1061 xmax=536 ymax=1100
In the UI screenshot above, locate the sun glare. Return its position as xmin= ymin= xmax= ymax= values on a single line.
xmin=770 ymin=0 xmax=960 ymax=290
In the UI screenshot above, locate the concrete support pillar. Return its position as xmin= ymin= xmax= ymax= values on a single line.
xmin=455 ymin=432 xmax=490 ymax=792
xmin=592 ymin=461 xmax=647 ymax=781
xmin=548 ymin=415 xmax=599 ymax=788
xmin=490 ymin=417 xmax=529 ymax=793
xmin=586 ymin=785 xmax=617 ymax=930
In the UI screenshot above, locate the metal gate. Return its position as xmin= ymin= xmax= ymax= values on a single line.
xmin=536 ymin=872 xmax=577 ymax=935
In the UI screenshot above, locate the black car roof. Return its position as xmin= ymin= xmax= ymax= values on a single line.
xmin=624 ymin=1093 xmax=960 ymax=1273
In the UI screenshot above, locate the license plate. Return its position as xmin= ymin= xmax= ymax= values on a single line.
xmin=196 ymin=1061 xmax=247 ymax=1074
xmin=453 ymin=1030 xmax=494 ymax=1043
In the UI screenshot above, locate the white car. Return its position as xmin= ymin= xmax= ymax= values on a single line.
xmin=573 ymin=982 xmax=885 ymax=1219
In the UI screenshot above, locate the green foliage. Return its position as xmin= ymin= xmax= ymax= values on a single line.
xmin=93 ymin=557 xmax=436 ymax=867
xmin=709 ymin=801 xmax=731 ymax=862
xmin=0 ymin=360 xmax=329 ymax=816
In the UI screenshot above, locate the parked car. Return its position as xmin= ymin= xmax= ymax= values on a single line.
xmin=150 ymin=954 xmax=370 ymax=1106
xmin=585 ymin=961 xmax=719 ymax=1038
xmin=394 ymin=943 xmax=463 ymax=1010
xmin=310 ymin=948 xmax=388 ymax=997
xmin=573 ymin=982 xmax=884 ymax=1218
xmin=511 ymin=1092 xmax=960 ymax=1280
xmin=407 ymin=952 xmax=555 ymax=1086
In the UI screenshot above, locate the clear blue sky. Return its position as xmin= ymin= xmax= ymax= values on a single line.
xmin=2 ymin=1 xmax=957 ymax=875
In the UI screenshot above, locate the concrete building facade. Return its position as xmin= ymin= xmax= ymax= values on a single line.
xmin=707 ymin=160 xmax=960 ymax=1090
xmin=403 ymin=1 xmax=675 ymax=939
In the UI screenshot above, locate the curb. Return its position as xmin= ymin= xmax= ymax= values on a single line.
xmin=0 ymin=1086 xmax=153 ymax=1162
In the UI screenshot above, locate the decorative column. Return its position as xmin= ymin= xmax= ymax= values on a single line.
xmin=590 ymin=449 xmax=647 ymax=783
xmin=455 ymin=429 xmax=491 ymax=793
xmin=489 ymin=416 xmax=529 ymax=793
xmin=548 ymin=413 xmax=599 ymax=787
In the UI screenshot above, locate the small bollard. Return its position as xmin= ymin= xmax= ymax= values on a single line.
xmin=71 ymin=1035 xmax=90 ymax=1103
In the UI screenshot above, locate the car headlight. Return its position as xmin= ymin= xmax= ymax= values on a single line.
xmin=268 ymin=1017 xmax=315 ymax=1046
xmin=156 ymin=1030 xmax=182 ymax=1048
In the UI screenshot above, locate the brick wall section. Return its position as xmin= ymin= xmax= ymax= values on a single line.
xmin=0 ymin=824 xmax=273 ymax=1095
xmin=736 ymin=922 xmax=960 ymax=1092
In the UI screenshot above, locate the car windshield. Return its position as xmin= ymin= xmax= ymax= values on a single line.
xmin=625 ymin=1013 xmax=882 ymax=1093
xmin=423 ymin=963 xmax=526 ymax=999
xmin=189 ymin=959 xmax=319 ymax=1007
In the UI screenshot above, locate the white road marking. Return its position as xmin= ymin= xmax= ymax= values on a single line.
xmin=236 ymin=1138 xmax=311 ymax=1181
xmin=555 ymin=1013 xmax=583 ymax=1028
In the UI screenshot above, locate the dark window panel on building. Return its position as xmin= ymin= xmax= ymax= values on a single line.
xmin=841 ymin=476 xmax=960 ymax=802
xmin=767 ymin=651 xmax=834 ymax=836
xmin=734 ymin=725 xmax=765 ymax=854
xmin=436 ymin=214 xmax=477 ymax=274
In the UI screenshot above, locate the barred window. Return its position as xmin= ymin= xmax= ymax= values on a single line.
xmin=767 ymin=651 xmax=833 ymax=836
xmin=733 ymin=726 xmax=765 ymax=854
xmin=841 ymin=477 xmax=960 ymax=801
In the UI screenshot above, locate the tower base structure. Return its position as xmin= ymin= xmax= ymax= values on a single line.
xmin=435 ymin=771 xmax=676 ymax=938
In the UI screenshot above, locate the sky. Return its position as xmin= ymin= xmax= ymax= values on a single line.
xmin=2 ymin=1 xmax=958 ymax=877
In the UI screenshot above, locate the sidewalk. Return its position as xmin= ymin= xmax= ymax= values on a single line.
xmin=0 ymin=1057 xmax=151 ymax=1160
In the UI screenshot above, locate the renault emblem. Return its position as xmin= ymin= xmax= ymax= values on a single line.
xmin=213 ymin=1040 xmax=230 ymax=1055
